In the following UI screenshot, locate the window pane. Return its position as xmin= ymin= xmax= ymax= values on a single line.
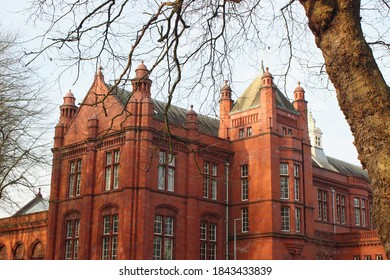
xmin=158 ymin=166 xmax=165 ymax=190
xmin=112 ymin=215 xmax=119 ymax=234
xmin=241 ymin=178 xmax=248 ymax=201
xmin=242 ymin=208 xmax=249 ymax=232
xmin=69 ymin=174 xmax=75 ymax=197
xmin=167 ymin=168 xmax=175 ymax=192
xmin=168 ymin=154 xmax=175 ymax=167
xmin=211 ymin=179 xmax=217 ymax=200
xmin=74 ymin=220 xmax=80 ymax=238
xmin=212 ymin=164 xmax=217 ymax=176
xmin=65 ymin=240 xmax=72 ymax=260
xmin=203 ymin=177 xmax=209 ymax=198
xmin=76 ymin=174 xmax=81 ymax=196
xmin=294 ymin=179 xmax=299 ymax=201
xmin=73 ymin=239 xmax=79 ymax=260
xmin=209 ymin=243 xmax=216 ymax=260
xmin=200 ymin=223 xmax=207 ymax=240
xmin=77 ymin=160 xmax=82 ymax=172
xmin=280 ymin=163 xmax=288 ymax=175
xmin=70 ymin=162 xmax=75 ymax=173
xmin=66 ymin=221 xmax=73 ymax=238
xmin=153 ymin=237 xmax=162 ymax=260
xmin=241 ymin=165 xmax=248 ymax=177
xmin=154 ymin=215 xmax=162 ymax=234
xmin=280 ymin=177 xmax=289 ymax=199
xmin=165 ymin=217 xmax=174 ymax=236
xmin=114 ymin=150 xmax=120 ymax=163
xmin=164 ymin=238 xmax=173 ymax=260
xmin=294 ymin=165 xmax=299 ymax=177
xmin=103 ymin=216 xmax=110 ymax=235
xmin=200 ymin=242 xmax=207 ymax=260
xmin=295 ymin=208 xmax=301 ymax=233
xmin=281 ymin=207 xmax=290 ymax=231
xmin=102 ymin=237 xmax=109 ymax=260
xmin=113 ymin=165 xmax=119 ymax=189
xmin=105 ymin=167 xmax=111 ymax=190
xmin=111 ymin=236 xmax=118 ymax=260
xmin=209 ymin=224 xmax=216 ymax=242
xmin=106 ymin=153 xmax=112 ymax=165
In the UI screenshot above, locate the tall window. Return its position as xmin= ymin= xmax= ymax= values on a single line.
xmin=354 ymin=197 xmax=367 ymax=227
xmin=354 ymin=198 xmax=361 ymax=226
xmin=280 ymin=163 xmax=289 ymax=199
xmin=203 ymin=162 xmax=218 ymax=200
xmin=281 ymin=207 xmax=290 ymax=231
xmin=102 ymin=214 xmax=118 ymax=260
xmin=105 ymin=150 xmax=120 ymax=191
xmin=336 ymin=194 xmax=346 ymax=224
xmin=65 ymin=219 xmax=80 ymax=260
xmin=153 ymin=215 xmax=174 ymax=260
xmin=200 ymin=222 xmax=217 ymax=260
xmin=246 ymin=127 xmax=252 ymax=137
xmin=241 ymin=208 xmax=249 ymax=232
xmin=238 ymin=128 xmax=245 ymax=139
xmin=295 ymin=208 xmax=301 ymax=233
xmin=361 ymin=199 xmax=367 ymax=227
xmin=241 ymin=164 xmax=249 ymax=201
xmin=318 ymin=189 xmax=328 ymax=221
xmin=294 ymin=165 xmax=300 ymax=201
xmin=69 ymin=159 xmax=82 ymax=197
xmin=158 ymin=151 xmax=176 ymax=192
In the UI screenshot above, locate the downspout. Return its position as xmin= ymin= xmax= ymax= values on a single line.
xmin=301 ymin=140 xmax=307 ymax=235
xmin=332 ymin=188 xmax=336 ymax=233
xmin=225 ymin=161 xmax=230 ymax=260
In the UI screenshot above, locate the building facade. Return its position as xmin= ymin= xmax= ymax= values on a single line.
xmin=0 ymin=63 xmax=386 ymax=260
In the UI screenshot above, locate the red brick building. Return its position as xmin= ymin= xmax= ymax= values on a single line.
xmin=0 ymin=63 xmax=386 ymax=260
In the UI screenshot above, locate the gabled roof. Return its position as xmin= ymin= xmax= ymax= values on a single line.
xmin=230 ymin=74 xmax=298 ymax=114
xmin=12 ymin=192 xmax=49 ymax=217
xmin=111 ymin=86 xmax=220 ymax=137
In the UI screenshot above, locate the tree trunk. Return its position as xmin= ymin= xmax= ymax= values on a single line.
xmin=299 ymin=0 xmax=390 ymax=257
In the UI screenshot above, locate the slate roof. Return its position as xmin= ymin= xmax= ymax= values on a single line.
xmin=230 ymin=74 xmax=298 ymax=114
xmin=327 ymin=156 xmax=369 ymax=180
xmin=112 ymin=86 xmax=220 ymax=137
xmin=12 ymin=192 xmax=49 ymax=217
xmin=312 ymin=153 xmax=369 ymax=181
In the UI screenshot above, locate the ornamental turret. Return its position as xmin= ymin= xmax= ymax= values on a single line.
xmin=219 ymin=80 xmax=233 ymax=139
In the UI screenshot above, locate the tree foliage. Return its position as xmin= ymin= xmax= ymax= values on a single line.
xmin=26 ymin=0 xmax=390 ymax=256
xmin=0 ymin=30 xmax=50 ymax=215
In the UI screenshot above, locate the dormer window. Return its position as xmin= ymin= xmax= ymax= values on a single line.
xmin=315 ymin=135 xmax=321 ymax=147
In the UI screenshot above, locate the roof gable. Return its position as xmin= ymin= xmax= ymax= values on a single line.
xmin=230 ymin=74 xmax=298 ymax=114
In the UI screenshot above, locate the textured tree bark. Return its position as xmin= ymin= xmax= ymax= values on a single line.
xmin=299 ymin=0 xmax=390 ymax=257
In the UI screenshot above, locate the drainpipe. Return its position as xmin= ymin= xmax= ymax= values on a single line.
xmin=332 ymin=188 xmax=336 ymax=233
xmin=225 ymin=161 xmax=230 ymax=260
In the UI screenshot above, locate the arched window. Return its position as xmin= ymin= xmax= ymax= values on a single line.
xmin=13 ymin=243 xmax=25 ymax=260
xmin=153 ymin=205 xmax=178 ymax=260
xmin=31 ymin=241 xmax=45 ymax=260
xmin=200 ymin=213 xmax=220 ymax=260
xmin=64 ymin=211 xmax=81 ymax=260
xmin=101 ymin=205 xmax=119 ymax=260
